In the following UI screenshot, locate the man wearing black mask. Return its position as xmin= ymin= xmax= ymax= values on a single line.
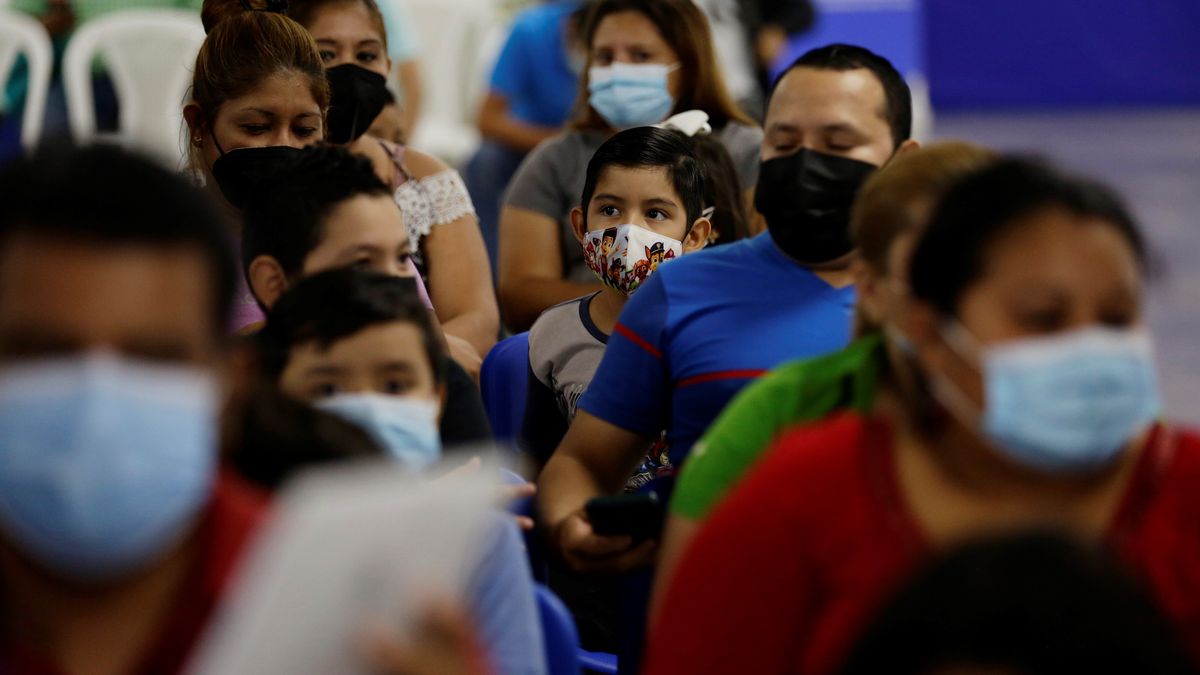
xmin=539 ymin=43 xmax=917 ymax=577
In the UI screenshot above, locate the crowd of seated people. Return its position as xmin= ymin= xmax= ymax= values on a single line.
xmin=0 ymin=1 xmax=1196 ymax=674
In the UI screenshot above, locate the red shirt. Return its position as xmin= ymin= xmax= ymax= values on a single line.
xmin=1 ymin=471 xmax=268 ymax=675
xmin=644 ymin=413 xmax=1200 ymax=675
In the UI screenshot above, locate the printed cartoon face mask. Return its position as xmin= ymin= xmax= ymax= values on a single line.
xmin=583 ymin=224 xmax=682 ymax=296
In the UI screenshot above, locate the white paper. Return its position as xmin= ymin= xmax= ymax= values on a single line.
xmin=186 ymin=455 xmax=500 ymax=675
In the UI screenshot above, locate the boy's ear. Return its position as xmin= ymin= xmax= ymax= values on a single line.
xmin=683 ymin=217 xmax=712 ymax=253
xmin=248 ymin=255 xmax=289 ymax=310
xmin=570 ymin=207 xmax=588 ymax=244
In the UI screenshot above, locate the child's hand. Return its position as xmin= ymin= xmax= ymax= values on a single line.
xmin=361 ymin=602 xmax=491 ymax=675
xmin=554 ymin=508 xmax=656 ymax=574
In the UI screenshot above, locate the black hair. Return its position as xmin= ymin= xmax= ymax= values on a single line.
xmin=241 ymin=143 xmax=392 ymax=285
xmin=771 ymin=43 xmax=912 ymax=148
xmin=839 ymin=530 xmax=1195 ymax=675
xmin=258 ymin=267 xmax=444 ymax=383
xmin=0 ymin=143 xmax=237 ymax=334
xmin=909 ymin=157 xmax=1146 ymax=317
xmin=228 ymin=382 xmax=383 ymax=490
xmin=687 ymin=134 xmax=747 ymax=245
xmin=580 ymin=126 xmax=708 ymax=230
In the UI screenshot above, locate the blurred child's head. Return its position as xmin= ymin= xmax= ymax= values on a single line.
xmin=242 ymin=144 xmax=415 ymax=309
xmin=259 ymin=268 xmax=446 ymax=469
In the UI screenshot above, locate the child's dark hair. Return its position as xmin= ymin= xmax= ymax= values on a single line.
xmin=909 ymin=157 xmax=1146 ymax=318
xmin=687 ymin=134 xmax=747 ymax=245
xmin=840 ymin=530 xmax=1194 ymax=675
xmin=580 ymin=126 xmax=708 ymax=230
xmin=241 ymin=144 xmax=392 ymax=289
xmin=257 ymin=267 xmax=444 ymax=383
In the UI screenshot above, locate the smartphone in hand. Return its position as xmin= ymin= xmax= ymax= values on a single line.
xmin=585 ymin=491 xmax=664 ymax=542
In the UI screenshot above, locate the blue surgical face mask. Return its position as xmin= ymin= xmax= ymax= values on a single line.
xmin=0 ymin=353 xmax=218 ymax=582
xmin=316 ymin=393 xmax=441 ymax=472
xmin=588 ymin=62 xmax=678 ymax=129
xmin=932 ymin=324 xmax=1161 ymax=474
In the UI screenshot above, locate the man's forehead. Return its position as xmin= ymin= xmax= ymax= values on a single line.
xmin=766 ymin=66 xmax=889 ymax=127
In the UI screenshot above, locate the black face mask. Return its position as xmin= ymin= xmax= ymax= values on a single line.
xmin=210 ymin=145 xmax=304 ymax=210
xmin=753 ymin=148 xmax=878 ymax=264
xmin=325 ymin=64 xmax=390 ymax=145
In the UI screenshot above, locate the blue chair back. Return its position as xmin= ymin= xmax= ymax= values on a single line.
xmin=535 ymin=584 xmax=581 ymax=675
xmin=480 ymin=332 xmax=531 ymax=444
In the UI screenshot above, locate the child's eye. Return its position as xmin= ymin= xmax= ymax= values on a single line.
xmin=397 ymin=252 xmax=412 ymax=266
xmin=599 ymin=205 xmax=620 ymax=217
xmin=356 ymin=51 xmax=378 ymax=63
xmin=314 ymin=382 xmax=339 ymax=398
xmin=383 ymin=379 xmax=411 ymax=395
xmin=646 ymin=209 xmax=668 ymax=221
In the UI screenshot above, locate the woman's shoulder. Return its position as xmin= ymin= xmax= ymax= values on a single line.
xmin=401 ymin=146 xmax=455 ymax=180
xmin=742 ymin=411 xmax=879 ymax=499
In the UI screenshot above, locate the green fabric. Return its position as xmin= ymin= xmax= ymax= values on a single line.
xmin=9 ymin=0 xmax=204 ymax=30
xmin=670 ymin=333 xmax=886 ymax=519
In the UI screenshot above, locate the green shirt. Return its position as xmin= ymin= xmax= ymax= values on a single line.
xmin=670 ymin=333 xmax=885 ymax=519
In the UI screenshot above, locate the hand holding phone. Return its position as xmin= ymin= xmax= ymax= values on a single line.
xmin=585 ymin=491 xmax=665 ymax=542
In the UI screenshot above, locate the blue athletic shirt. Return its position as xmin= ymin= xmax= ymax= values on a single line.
xmin=488 ymin=1 xmax=582 ymax=128
xmin=578 ymin=233 xmax=857 ymax=465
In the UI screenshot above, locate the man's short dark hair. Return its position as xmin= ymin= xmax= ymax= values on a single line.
xmin=580 ymin=126 xmax=708 ymax=229
xmin=0 ymin=143 xmax=237 ymax=334
xmin=772 ymin=43 xmax=913 ymax=148
xmin=241 ymin=144 xmax=392 ymax=283
xmin=257 ymin=267 xmax=445 ymax=383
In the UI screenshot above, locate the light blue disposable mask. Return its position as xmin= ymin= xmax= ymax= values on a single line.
xmin=933 ymin=324 xmax=1161 ymax=474
xmin=316 ymin=392 xmax=441 ymax=472
xmin=588 ymin=62 xmax=678 ymax=129
xmin=0 ymin=353 xmax=217 ymax=582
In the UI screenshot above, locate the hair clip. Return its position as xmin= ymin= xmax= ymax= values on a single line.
xmin=656 ymin=110 xmax=712 ymax=137
xmin=239 ymin=0 xmax=289 ymax=14
xmin=701 ymin=206 xmax=716 ymax=219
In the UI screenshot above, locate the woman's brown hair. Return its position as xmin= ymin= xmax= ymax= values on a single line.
xmin=288 ymin=0 xmax=389 ymax=52
xmin=569 ymin=0 xmax=752 ymax=132
xmin=848 ymin=141 xmax=994 ymax=335
xmin=192 ymin=3 xmax=330 ymax=138
xmin=852 ymin=142 xmax=996 ymax=275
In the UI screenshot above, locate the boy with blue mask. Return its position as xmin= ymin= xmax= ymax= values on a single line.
xmin=256 ymin=267 xmax=549 ymax=675
xmin=258 ymin=268 xmax=447 ymax=470
xmin=0 ymin=144 xmax=257 ymax=673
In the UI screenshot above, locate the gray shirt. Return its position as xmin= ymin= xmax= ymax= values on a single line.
xmin=503 ymin=123 xmax=763 ymax=282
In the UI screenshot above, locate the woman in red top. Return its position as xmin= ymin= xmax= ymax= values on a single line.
xmin=644 ymin=158 xmax=1200 ymax=675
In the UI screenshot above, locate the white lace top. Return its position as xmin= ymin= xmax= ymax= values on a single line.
xmin=383 ymin=141 xmax=477 ymax=278
xmin=394 ymin=169 xmax=477 ymax=243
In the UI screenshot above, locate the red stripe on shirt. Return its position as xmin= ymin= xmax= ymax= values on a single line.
xmin=677 ymin=369 xmax=767 ymax=388
xmin=614 ymin=322 xmax=662 ymax=359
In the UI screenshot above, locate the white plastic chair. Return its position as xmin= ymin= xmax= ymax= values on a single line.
xmin=62 ymin=9 xmax=204 ymax=165
xmin=404 ymin=0 xmax=497 ymax=167
xmin=0 ymin=8 xmax=52 ymax=151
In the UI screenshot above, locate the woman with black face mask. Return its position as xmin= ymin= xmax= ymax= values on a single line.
xmin=289 ymin=0 xmax=499 ymax=379
xmin=185 ymin=1 xmax=329 ymax=331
